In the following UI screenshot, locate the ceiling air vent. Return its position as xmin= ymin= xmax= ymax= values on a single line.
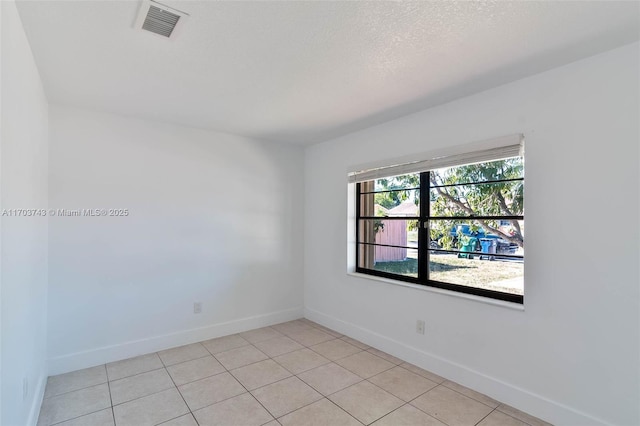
xmin=135 ymin=0 xmax=189 ymax=39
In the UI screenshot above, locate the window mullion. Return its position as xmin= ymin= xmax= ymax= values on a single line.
xmin=355 ymin=182 xmax=361 ymax=272
xmin=418 ymin=171 xmax=430 ymax=283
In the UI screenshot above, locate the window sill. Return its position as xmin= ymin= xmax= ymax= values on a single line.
xmin=346 ymin=272 xmax=525 ymax=311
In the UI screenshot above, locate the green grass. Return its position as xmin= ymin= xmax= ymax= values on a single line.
xmin=372 ymin=258 xmax=418 ymax=276
xmin=373 ymin=254 xmax=523 ymax=294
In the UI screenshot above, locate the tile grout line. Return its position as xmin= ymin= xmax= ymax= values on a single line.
xmin=400 ymin=384 xmax=455 ymax=426
xmin=404 ymin=383 xmax=494 ymax=426
xmin=211 ymin=346 xmax=271 ymax=371
xmin=42 ymin=379 xmax=109 ymax=402
xmin=155 ymin=411 xmax=198 ymax=426
xmin=42 ymin=364 xmax=112 ymax=401
xmin=110 ymin=366 xmax=168 ymax=385
xmin=288 ymin=364 xmax=366 ymax=425
xmin=397 ymin=363 xmax=447 ymax=384
xmin=105 ymin=364 xmax=117 ymax=426
xmin=406 ymin=382 xmax=442 ymax=405
xmin=45 ymin=373 xmax=112 ymax=426
xmin=203 ymin=342 xmax=251 ymax=357
xmin=106 ymin=368 xmax=164 ymax=384
xmin=170 ymin=358 xmax=294 ymax=416
xmin=105 ymin=367 xmax=184 ymax=412
xmin=272 ymin=396 xmax=330 ymax=423
xmin=273 ymin=325 xmax=338 ymax=346
xmin=162 ymin=352 xmax=215 ymax=369
xmin=269 ymin=330 xmax=394 ymax=375
xmin=321 ymin=397 xmax=366 ymax=425
xmin=263 ymin=391 xmax=324 ymax=421
xmin=183 ymin=325 xmax=356 ymax=423
xmin=48 ymin=407 xmax=110 ymax=426
xmin=193 ymin=332 xmax=296 ymax=423
xmin=39 ymin=324 xmax=342 ymax=424
xmin=233 ymin=322 xmax=528 ymax=424
xmin=177 ymin=323 xmax=421 ymax=422
xmin=174 ymin=345 xmax=258 ymax=422
xmin=305 ymin=343 xmax=366 ymax=362
xmin=301 ymin=351 xmax=442 ymax=425
xmin=492 ymin=407 xmax=538 ymax=426
xmin=272 ymin=357 xmax=332 ymax=377
xmin=295 ymin=367 xmax=366 ymax=398
xmin=44 ymin=358 xmax=194 ymax=403
xmin=40 ymin=320 xmax=545 ymax=426
xmin=123 ymin=358 xmax=438 ymax=426
xmin=474 ymin=407 xmax=498 ymax=426
xmin=157 ymin=342 xmax=210 ymax=368
xmin=40 ymin=385 xmax=110 ymax=426
xmin=227 ymin=355 xmax=280 ymax=424
xmin=41 ymin=321 xmax=328 ymax=392
xmin=377 ymin=401 xmax=449 ymax=426
xmin=106 ymin=368 xmax=116 ymax=426
xmin=353 ymin=376 xmax=419 ymax=425
xmin=42 ymin=324 xmax=359 ymax=423
xmin=324 ymin=333 xmax=515 ymax=424
xmin=282 ymin=358 xmax=403 ymax=424
xmin=437 ymin=382 xmax=498 ymax=409
xmin=240 ymin=370 xmax=294 ymax=393
xmin=174 ymin=385 xmax=250 ymax=421
xmin=339 ymin=336 xmax=371 ymax=350
xmin=439 ymin=381 xmax=499 ymax=408
xmin=109 ymin=382 xmax=174 ymax=409
xmin=169 ymin=368 xmax=226 ymax=388
xmin=162 ymin=364 xmax=195 ymax=426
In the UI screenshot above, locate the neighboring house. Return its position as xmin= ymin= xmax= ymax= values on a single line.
xmin=374 ymin=204 xmax=389 ymax=217
xmin=374 ymin=200 xmax=417 ymax=262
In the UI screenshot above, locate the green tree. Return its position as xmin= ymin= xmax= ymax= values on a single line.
xmin=372 ymin=175 xmax=420 ymax=210
xmin=430 ymin=158 xmax=524 ymax=248
xmin=372 ymin=158 xmax=524 ymax=248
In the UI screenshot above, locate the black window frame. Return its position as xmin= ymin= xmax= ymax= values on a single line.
xmin=355 ymin=168 xmax=524 ymax=304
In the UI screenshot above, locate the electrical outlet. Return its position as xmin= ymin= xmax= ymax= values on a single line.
xmin=22 ymin=377 xmax=28 ymax=400
xmin=193 ymin=302 xmax=202 ymax=314
xmin=416 ymin=320 xmax=425 ymax=335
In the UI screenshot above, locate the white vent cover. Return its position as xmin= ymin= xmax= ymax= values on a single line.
xmin=135 ymin=0 xmax=188 ymax=39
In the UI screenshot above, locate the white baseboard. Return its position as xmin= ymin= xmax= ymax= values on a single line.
xmin=48 ymin=306 xmax=304 ymax=375
xmin=27 ymin=375 xmax=47 ymax=426
xmin=304 ymin=307 xmax=607 ymax=426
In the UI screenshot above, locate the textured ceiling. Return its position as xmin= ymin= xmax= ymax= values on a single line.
xmin=16 ymin=1 xmax=640 ymax=144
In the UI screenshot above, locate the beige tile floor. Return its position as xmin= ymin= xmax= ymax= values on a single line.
xmin=37 ymin=319 xmax=551 ymax=426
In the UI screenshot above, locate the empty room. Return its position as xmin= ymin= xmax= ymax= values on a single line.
xmin=1 ymin=1 xmax=639 ymax=425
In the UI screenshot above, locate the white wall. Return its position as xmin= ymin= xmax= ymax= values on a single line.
xmin=47 ymin=106 xmax=304 ymax=373
xmin=304 ymin=42 xmax=639 ymax=426
xmin=1 ymin=1 xmax=50 ymax=425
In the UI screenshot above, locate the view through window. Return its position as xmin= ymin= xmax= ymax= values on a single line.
xmin=356 ymin=155 xmax=524 ymax=303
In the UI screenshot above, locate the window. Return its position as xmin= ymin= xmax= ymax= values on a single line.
xmin=352 ymin=137 xmax=524 ymax=303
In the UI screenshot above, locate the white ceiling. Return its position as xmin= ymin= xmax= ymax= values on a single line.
xmin=16 ymin=1 xmax=640 ymax=145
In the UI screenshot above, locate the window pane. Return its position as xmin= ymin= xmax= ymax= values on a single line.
xmin=430 ymin=157 xmax=523 ymax=186
xmin=428 ymin=218 xmax=524 ymax=295
xmin=430 ymin=180 xmax=523 ymax=217
xmin=372 ymin=173 xmax=420 ymax=192
xmin=429 ymin=219 xmax=524 ymax=257
xmin=360 ymin=190 xmax=419 ymax=217
xmin=358 ymin=219 xmax=419 ymax=248
xmin=428 ymin=255 xmax=523 ymax=295
xmin=358 ymin=244 xmax=418 ymax=278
